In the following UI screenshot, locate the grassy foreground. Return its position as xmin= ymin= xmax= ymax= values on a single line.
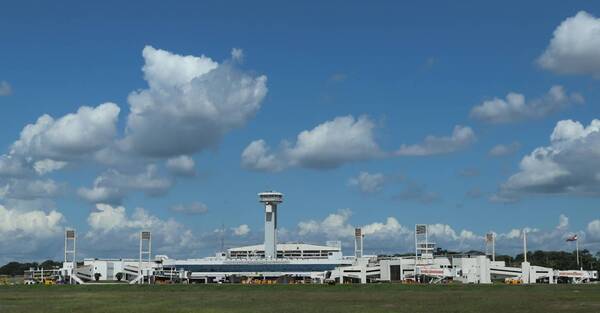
xmin=1 ymin=284 xmax=599 ymax=313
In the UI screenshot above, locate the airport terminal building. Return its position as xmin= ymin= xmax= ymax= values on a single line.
xmin=27 ymin=191 xmax=598 ymax=285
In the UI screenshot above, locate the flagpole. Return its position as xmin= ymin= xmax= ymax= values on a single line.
xmin=492 ymin=234 xmax=495 ymax=262
xmin=576 ymin=237 xmax=580 ymax=269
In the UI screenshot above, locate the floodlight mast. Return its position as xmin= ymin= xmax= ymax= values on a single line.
xmin=139 ymin=231 xmax=151 ymax=284
xmin=485 ymin=232 xmax=496 ymax=262
xmin=523 ymin=230 xmax=528 ymax=263
xmin=354 ymin=228 xmax=363 ymax=258
xmin=64 ymin=229 xmax=76 ymax=284
xmin=259 ymin=191 xmax=283 ymax=259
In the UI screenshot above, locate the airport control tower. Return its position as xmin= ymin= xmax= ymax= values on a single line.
xmin=259 ymin=191 xmax=283 ymax=259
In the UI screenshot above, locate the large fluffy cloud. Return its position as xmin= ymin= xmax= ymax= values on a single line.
xmin=298 ymin=209 xmax=356 ymax=239
xmin=395 ymin=125 xmax=476 ymax=156
xmin=0 ymin=46 xmax=270 ymax=223
xmin=284 ymin=115 xmax=382 ymax=168
xmin=361 ymin=217 xmax=410 ymax=239
xmin=85 ymin=204 xmax=199 ymax=257
xmin=470 ymin=86 xmax=583 ymax=124
xmin=124 ymin=46 xmax=268 ymax=158
xmin=0 ymin=46 xmax=272 ymax=261
xmin=0 ymin=204 xmax=64 ymax=263
xmin=496 ymin=119 xmax=600 ymax=199
xmin=242 ymin=115 xmax=383 ymax=171
xmin=538 ymin=11 xmax=600 ymax=77
xmin=0 ymin=204 xmax=64 ymax=239
xmin=0 ymin=102 xmax=120 ymax=182
xmin=11 ymin=103 xmax=120 ymax=160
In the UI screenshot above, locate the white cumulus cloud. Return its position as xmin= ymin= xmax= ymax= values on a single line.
xmin=242 ymin=115 xmax=383 ymax=171
xmin=85 ymin=203 xmax=199 ymax=257
xmin=124 ymin=45 xmax=267 ymax=158
xmin=496 ymin=119 xmax=600 ymax=200
xmin=538 ymin=11 xmax=600 ymax=77
xmin=298 ymin=209 xmax=355 ymax=239
xmin=11 ymin=102 xmax=120 ymax=160
xmin=362 ymin=217 xmax=410 ymax=238
xmin=0 ymin=204 xmax=64 ymax=239
xmin=395 ymin=125 xmax=475 ymax=156
xmin=470 ymin=86 xmax=582 ymax=124
xmin=0 ymin=204 xmax=64 ymax=263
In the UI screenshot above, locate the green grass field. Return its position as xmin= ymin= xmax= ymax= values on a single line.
xmin=1 ymin=284 xmax=599 ymax=313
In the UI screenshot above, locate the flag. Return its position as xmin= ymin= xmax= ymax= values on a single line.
xmin=416 ymin=224 xmax=427 ymax=235
xmin=566 ymin=234 xmax=578 ymax=242
xmin=486 ymin=233 xmax=494 ymax=243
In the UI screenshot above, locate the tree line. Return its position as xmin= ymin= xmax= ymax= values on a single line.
xmin=0 ymin=260 xmax=62 ymax=276
xmin=495 ymin=249 xmax=600 ymax=271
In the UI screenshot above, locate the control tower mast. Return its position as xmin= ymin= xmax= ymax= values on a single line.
xmin=259 ymin=191 xmax=283 ymax=259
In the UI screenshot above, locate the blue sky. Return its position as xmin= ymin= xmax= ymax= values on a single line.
xmin=1 ymin=1 xmax=600 ymax=262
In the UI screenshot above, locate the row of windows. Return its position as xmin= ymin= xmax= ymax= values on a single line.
xmin=229 ymin=251 xmax=332 ymax=258
xmin=166 ymin=263 xmax=341 ymax=273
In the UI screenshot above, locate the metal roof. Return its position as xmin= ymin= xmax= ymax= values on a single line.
xmin=228 ymin=243 xmax=340 ymax=252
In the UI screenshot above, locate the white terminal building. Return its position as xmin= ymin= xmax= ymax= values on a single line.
xmin=36 ymin=191 xmax=598 ymax=285
xmin=158 ymin=192 xmax=353 ymax=283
